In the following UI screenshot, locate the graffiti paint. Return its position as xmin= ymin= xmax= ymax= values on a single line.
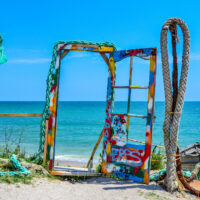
xmin=102 ymin=48 xmax=157 ymax=184
xmin=45 ymin=43 xmax=157 ymax=182
xmin=46 ymin=42 xmax=115 ymax=172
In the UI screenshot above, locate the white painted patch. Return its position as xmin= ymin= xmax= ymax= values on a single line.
xmin=50 ymin=147 xmax=54 ymax=159
xmin=148 ymin=97 xmax=153 ymax=112
xmin=55 ymin=55 xmax=60 ymax=69
xmin=106 ymin=164 xmax=114 ymax=173
xmin=103 ymin=153 xmax=106 ymax=161
xmin=145 ymin=158 xmax=149 ymax=169
xmin=146 ymin=125 xmax=150 ymax=133
xmin=49 ymin=92 xmax=54 ymax=107
xmin=52 ymin=117 xmax=56 ymax=127
xmin=57 ymin=44 xmax=64 ymax=50
xmin=64 ymin=44 xmax=72 ymax=50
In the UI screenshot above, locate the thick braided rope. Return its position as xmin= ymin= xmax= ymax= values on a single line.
xmin=37 ymin=40 xmax=116 ymax=159
xmin=161 ymin=18 xmax=190 ymax=191
xmin=0 ymin=154 xmax=30 ymax=176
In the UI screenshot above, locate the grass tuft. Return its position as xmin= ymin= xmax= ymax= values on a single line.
xmin=151 ymin=146 xmax=165 ymax=170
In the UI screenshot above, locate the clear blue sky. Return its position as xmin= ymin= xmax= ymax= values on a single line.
xmin=0 ymin=0 xmax=200 ymax=101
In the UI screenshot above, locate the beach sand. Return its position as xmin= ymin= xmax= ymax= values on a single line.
xmin=54 ymin=159 xmax=91 ymax=168
xmin=0 ymin=177 xmax=198 ymax=200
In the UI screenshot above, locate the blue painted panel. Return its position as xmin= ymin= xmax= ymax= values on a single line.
xmin=113 ymin=171 xmax=143 ymax=182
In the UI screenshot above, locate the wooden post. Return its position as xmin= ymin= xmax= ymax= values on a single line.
xmin=61 ymin=50 xmax=70 ymax=60
xmin=100 ymin=53 xmax=109 ymax=67
xmin=0 ymin=113 xmax=42 ymax=117
xmin=87 ymin=128 xmax=105 ymax=168
xmin=43 ymin=118 xmax=49 ymax=165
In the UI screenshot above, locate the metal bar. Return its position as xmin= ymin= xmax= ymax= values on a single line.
xmin=70 ymin=44 xmax=113 ymax=53
xmin=112 ymin=86 xmax=148 ymax=89
xmin=122 ymin=137 xmax=164 ymax=149
xmin=99 ymin=53 xmax=109 ymax=67
xmin=111 ymin=113 xmax=147 ymax=119
xmin=61 ymin=47 xmax=113 ymax=54
xmin=43 ymin=118 xmax=49 ymax=165
xmin=127 ymin=56 xmax=133 ymax=114
xmin=87 ymin=128 xmax=104 ymax=168
xmin=86 ymin=50 xmax=113 ymax=53
xmin=60 ymin=50 xmax=70 ymax=60
xmin=134 ymin=55 xmax=150 ymax=60
xmin=0 ymin=113 xmax=42 ymax=117
xmin=127 ymin=114 xmax=148 ymax=119
xmin=72 ymin=44 xmax=100 ymax=49
xmin=126 ymin=56 xmax=133 ymax=139
xmin=51 ymin=170 xmax=101 ymax=177
xmin=52 ymin=52 xmax=62 ymax=170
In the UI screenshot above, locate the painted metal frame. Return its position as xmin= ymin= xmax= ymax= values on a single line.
xmin=45 ymin=43 xmax=157 ymax=181
xmin=46 ymin=43 xmax=114 ymax=173
xmin=102 ymin=48 xmax=157 ymax=184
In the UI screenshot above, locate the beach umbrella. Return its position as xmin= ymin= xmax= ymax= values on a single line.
xmin=0 ymin=35 xmax=7 ymax=64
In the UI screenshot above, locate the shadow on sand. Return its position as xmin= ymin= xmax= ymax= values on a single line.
xmin=65 ymin=177 xmax=165 ymax=192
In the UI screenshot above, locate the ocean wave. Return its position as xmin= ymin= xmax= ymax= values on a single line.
xmin=55 ymin=155 xmax=98 ymax=163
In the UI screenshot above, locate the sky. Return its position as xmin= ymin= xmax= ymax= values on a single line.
xmin=0 ymin=0 xmax=200 ymax=101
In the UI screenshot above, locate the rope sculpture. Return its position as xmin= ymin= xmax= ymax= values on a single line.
xmin=161 ymin=17 xmax=200 ymax=196
xmin=161 ymin=17 xmax=190 ymax=191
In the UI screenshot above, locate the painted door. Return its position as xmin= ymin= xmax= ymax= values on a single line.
xmin=102 ymin=48 xmax=157 ymax=184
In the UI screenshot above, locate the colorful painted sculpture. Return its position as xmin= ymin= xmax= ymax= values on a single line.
xmin=102 ymin=48 xmax=157 ymax=184
xmin=40 ymin=41 xmax=157 ymax=184
xmin=40 ymin=41 xmax=116 ymax=171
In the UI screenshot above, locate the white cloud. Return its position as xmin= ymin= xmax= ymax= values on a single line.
xmin=9 ymin=58 xmax=51 ymax=64
xmin=190 ymin=53 xmax=200 ymax=61
xmin=6 ymin=49 xmax=48 ymax=53
xmin=7 ymin=52 xmax=200 ymax=65
xmin=67 ymin=52 xmax=89 ymax=59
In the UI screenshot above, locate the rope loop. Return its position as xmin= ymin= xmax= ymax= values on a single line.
xmin=161 ymin=17 xmax=190 ymax=192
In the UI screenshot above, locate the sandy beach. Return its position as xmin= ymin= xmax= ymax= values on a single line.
xmin=0 ymin=1 xmax=200 ymax=199
xmin=0 ymin=177 xmax=198 ymax=200
xmin=54 ymin=159 xmax=93 ymax=168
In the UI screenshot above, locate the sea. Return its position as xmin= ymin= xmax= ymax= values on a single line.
xmin=0 ymin=101 xmax=199 ymax=163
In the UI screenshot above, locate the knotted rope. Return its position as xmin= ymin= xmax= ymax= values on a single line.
xmin=161 ymin=17 xmax=200 ymax=196
xmin=0 ymin=154 xmax=30 ymax=176
xmin=161 ymin=17 xmax=190 ymax=191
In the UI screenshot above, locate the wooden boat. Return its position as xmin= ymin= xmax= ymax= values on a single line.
xmin=180 ymin=142 xmax=200 ymax=171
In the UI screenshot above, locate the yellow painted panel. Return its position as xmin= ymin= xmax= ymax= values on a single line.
xmin=51 ymin=127 xmax=55 ymax=139
xmin=108 ymin=57 xmax=115 ymax=76
xmin=150 ymin=55 xmax=155 ymax=72
xmin=106 ymin=142 xmax=111 ymax=155
xmin=49 ymin=106 xmax=53 ymax=112
xmin=47 ymin=134 xmax=51 ymax=145
xmin=143 ymin=170 xmax=149 ymax=184
xmin=126 ymin=116 xmax=130 ymax=132
xmin=99 ymin=46 xmax=114 ymax=52
xmin=130 ymin=86 xmax=140 ymax=89
xmin=51 ymin=171 xmax=62 ymax=176
xmin=102 ymin=161 xmax=107 ymax=174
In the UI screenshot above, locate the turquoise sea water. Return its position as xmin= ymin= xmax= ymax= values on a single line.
xmin=0 ymin=101 xmax=199 ymax=162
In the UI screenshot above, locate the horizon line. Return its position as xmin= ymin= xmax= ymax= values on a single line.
xmin=0 ymin=100 xmax=200 ymax=103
